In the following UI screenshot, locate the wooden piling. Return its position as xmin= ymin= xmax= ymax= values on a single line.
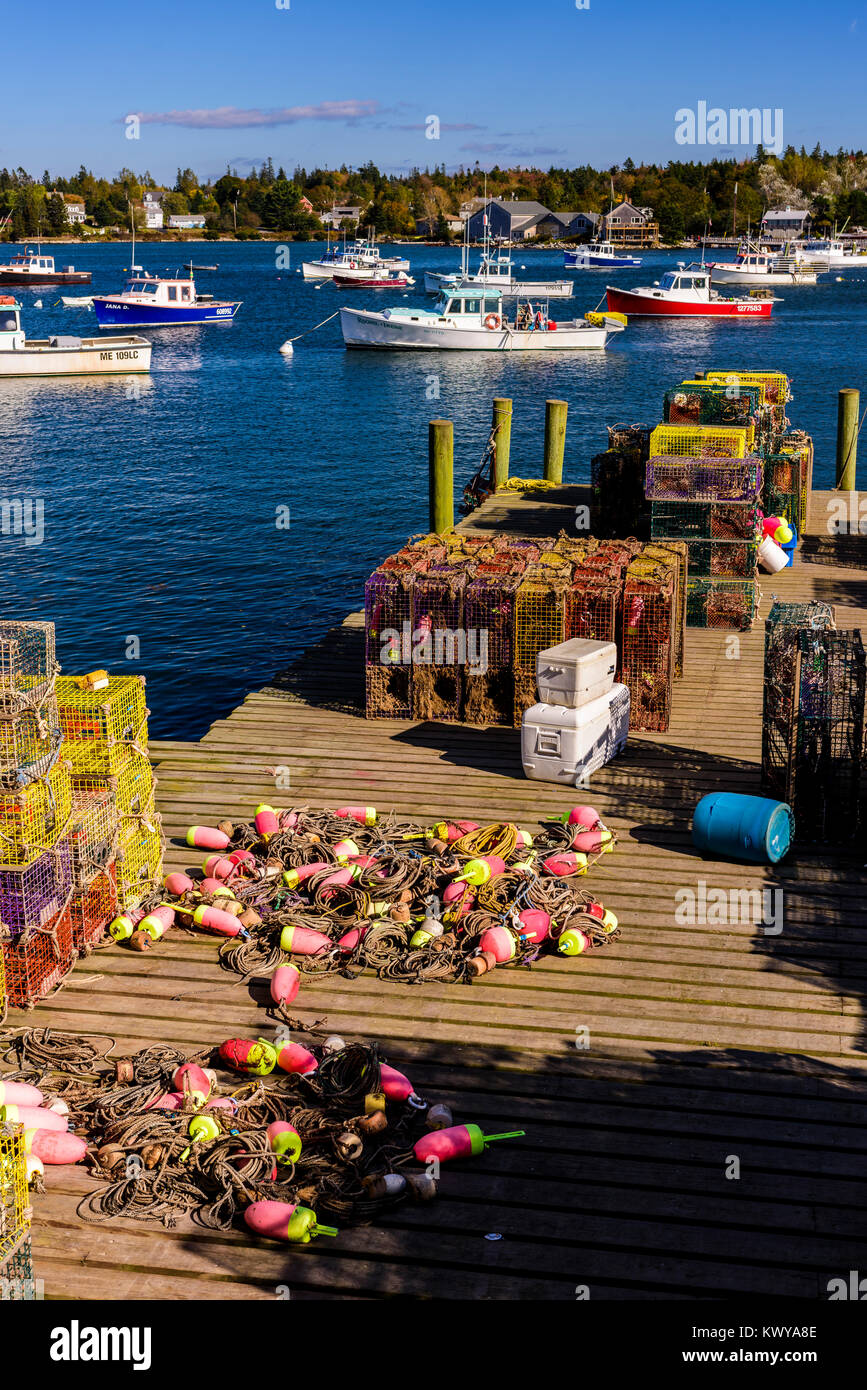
xmin=543 ymin=399 xmax=568 ymax=485
xmin=836 ymin=388 xmax=860 ymax=491
xmin=429 ymin=419 xmax=454 ymax=533
xmin=492 ymin=398 xmax=512 ymax=490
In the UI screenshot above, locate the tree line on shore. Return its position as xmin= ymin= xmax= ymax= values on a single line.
xmin=2 ymin=147 xmax=866 ymax=241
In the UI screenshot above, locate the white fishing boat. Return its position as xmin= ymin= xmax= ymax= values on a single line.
xmin=0 ymin=296 xmax=151 ymax=376
xmin=708 ymin=242 xmax=817 ymax=286
xmin=302 ymin=236 xmax=410 ymax=280
xmin=793 ymin=236 xmax=860 ymax=268
xmin=424 ymin=246 xmax=572 ymax=298
xmin=339 ymin=284 xmax=625 ymax=350
xmin=564 ymin=240 xmax=642 ymax=269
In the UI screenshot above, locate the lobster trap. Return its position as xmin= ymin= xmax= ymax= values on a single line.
xmin=640 ymin=543 xmax=687 ymax=679
xmin=591 ymin=448 xmax=648 ymax=539
xmin=365 ymin=569 xmax=414 ymax=719
xmin=686 ymin=577 xmax=757 ymax=630
xmin=1 ymin=902 xmax=75 ymax=1009
xmin=607 ymin=422 xmax=651 ymax=461
xmin=411 ymin=565 xmax=468 ymax=723
xmin=0 ymin=1124 xmax=29 ymax=1265
xmin=70 ymin=863 xmax=117 ymax=956
xmin=705 ymin=370 xmax=790 ymax=429
xmin=0 ymin=621 xmax=57 ymax=718
xmin=55 ymin=675 xmax=148 ymax=776
xmin=763 ymin=621 xmax=864 ymax=842
xmin=68 ymin=782 xmax=119 ymax=892
xmin=115 ymin=819 xmax=164 ymax=911
xmin=567 ymin=571 xmax=621 ymax=646
xmin=0 ymin=841 xmax=72 ymax=943
xmin=0 ymin=697 xmax=64 ymax=792
xmin=621 ymin=561 xmax=676 ymax=731
xmin=513 ymin=568 xmax=572 ymax=724
xmin=0 ymin=1236 xmax=37 ymax=1300
xmin=463 ymin=573 xmax=519 ymax=727
xmin=646 ymin=455 xmax=762 ymax=502
xmin=762 ymin=600 xmax=835 ymax=805
xmin=763 ymin=435 xmax=813 ymax=535
xmin=0 ymin=760 xmax=72 ymax=867
xmin=649 ymin=424 xmax=748 ymax=459
xmin=664 ymin=380 xmax=764 ymax=431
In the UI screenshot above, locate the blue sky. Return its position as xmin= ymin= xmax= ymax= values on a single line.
xmin=1 ymin=0 xmax=864 ymax=181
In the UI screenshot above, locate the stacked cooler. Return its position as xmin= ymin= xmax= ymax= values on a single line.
xmin=0 ymin=622 xmax=76 ymax=1008
xmin=521 ymin=638 xmax=629 ymax=786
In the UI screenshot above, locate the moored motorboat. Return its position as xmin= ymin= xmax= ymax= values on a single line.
xmin=0 ymin=249 xmax=91 ymax=286
xmin=302 ymin=237 xmax=410 ymax=280
xmin=339 ymin=284 xmax=625 ymax=350
xmin=708 ymin=242 xmax=817 ymax=287
xmin=424 ymin=247 xmax=572 ymax=298
xmin=0 ymin=296 xmax=151 ymax=376
xmin=91 ymin=270 xmax=241 ymax=327
xmin=565 ymin=240 xmax=642 ymax=269
xmin=606 ymin=263 xmax=777 ymax=317
xmin=332 ymin=270 xmax=415 ymax=288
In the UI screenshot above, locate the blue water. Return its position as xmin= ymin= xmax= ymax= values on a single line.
xmin=2 ymin=240 xmax=865 ymax=738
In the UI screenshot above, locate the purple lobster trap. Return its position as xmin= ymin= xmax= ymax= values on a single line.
xmin=0 ymin=839 xmax=72 ymax=944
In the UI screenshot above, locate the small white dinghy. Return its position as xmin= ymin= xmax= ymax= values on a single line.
xmin=0 ymin=297 xmax=151 ymax=377
xmin=58 ymin=295 xmax=95 ymax=308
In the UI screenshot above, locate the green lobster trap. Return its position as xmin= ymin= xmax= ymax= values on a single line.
xmin=686 ymin=577 xmax=757 ymax=630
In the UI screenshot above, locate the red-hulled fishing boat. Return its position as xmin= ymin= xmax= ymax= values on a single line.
xmin=605 ymin=263 xmax=776 ymax=318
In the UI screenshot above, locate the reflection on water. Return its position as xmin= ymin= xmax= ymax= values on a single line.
xmin=0 ymin=239 xmax=864 ymax=738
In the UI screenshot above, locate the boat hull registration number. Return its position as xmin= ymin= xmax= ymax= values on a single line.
xmin=100 ymin=350 xmax=140 ymax=360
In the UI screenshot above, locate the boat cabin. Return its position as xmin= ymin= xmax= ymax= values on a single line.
xmin=0 ymin=297 xmax=24 ymax=346
xmin=3 ymin=252 xmax=59 ymax=276
xmin=653 ymin=265 xmax=711 ymax=298
xmin=435 ymin=286 xmax=504 ymax=318
xmin=118 ymin=274 xmax=198 ymax=305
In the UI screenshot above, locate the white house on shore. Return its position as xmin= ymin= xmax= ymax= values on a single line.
xmin=143 ymin=191 xmax=165 ymax=229
xmin=168 ymin=214 xmax=206 ymax=230
xmin=760 ymin=207 xmax=812 ymax=242
xmin=60 ymin=194 xmax=86 ymax=224
xmin=321 ymin=204 xmax=364 ymax=230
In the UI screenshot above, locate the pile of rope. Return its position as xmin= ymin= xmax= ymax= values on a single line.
xmin=0 ymin=1027 xmax=440 ymax=1234
xmin=166 ymin=803 xmax=621 ymax=986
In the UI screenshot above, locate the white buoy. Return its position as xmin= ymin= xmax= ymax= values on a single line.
xmin=33 ymin=299 xmax=43 ymax=308
xmin=279 ymin=340 xmax=294 ymax=356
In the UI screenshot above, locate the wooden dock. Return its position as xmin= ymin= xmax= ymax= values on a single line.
xmin=12 ymin=489 xmax=867 ymax=1301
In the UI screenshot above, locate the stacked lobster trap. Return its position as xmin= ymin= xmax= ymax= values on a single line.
xmin=762 ymin=601 xmax=865 ymax=843
xmin=0 ymin=1121 xmax=34 ymax=1301
xmin=645 ymin=429 xmax=763 ymax=632
xmin=56 ymin=674 xmax=163 ymax=916
xmin=365 ymin=533 xmax=684 ymax=732
xmin=0 ymin=625 xmax=164 ymax=1008
xmin=0 ymin=622 xmax=76 ymax=1009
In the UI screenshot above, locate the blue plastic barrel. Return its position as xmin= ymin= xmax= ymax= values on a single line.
xmin=780 ymin=526 xmax=798 ymax=568
xmin=692 ymin=793 xmax=794 ymax=864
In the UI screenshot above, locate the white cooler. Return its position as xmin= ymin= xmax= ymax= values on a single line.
xmin=535 ymin=638 xmax=617 ymax=709
xmin=521 ymin=684 xmax=630 ymax=784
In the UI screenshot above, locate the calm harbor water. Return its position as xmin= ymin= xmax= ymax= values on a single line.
xmin=2 ymin=239 xmax=865 ymax=738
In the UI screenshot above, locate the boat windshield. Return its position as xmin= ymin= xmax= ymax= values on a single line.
xmin=126 ymin=280 xmax=159 ymax=293
xmin=659 ymin=272 xmax=678 ymax=289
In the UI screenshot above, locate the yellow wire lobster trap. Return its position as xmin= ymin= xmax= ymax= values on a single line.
xmin=0 ymin=760 xmax=72 ymax=868
xmin=72 ymin=754 xmax=155 ymax=832
xmin=649 ymin=424 xmax=748 ymax=459
xmin=55 ymin=675 xmax=148 ymax=776
xmin=0 ymin=1124 xmax=29 ymax=1265
xmin=0 ymin=621 xmax=58 ymax=719
xmin=68 ymin=782 xmax=120 ymax=893
xmin=0 ymin=699 xmax=64 ymax=792
xmin=115 ymin=818 xmax=164 ymax=910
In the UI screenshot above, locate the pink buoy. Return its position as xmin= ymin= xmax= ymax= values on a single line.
xmin=255 ymin=806 xmax=280 ymax=839
xmin=205 ymin=1097 xmax=237 ymax=1112
xmin=442 ymin=881 xmax=471 ymax=905
xmin=202 ymin=854 xmax=237 ymax=882
xmin=380 ymin=1063 xmax=415 ymax=1102
xmin=479 ymin=925 xmax=519 ymax=963
xmin=571 ymin=827 xmax=613 ymax=854
xmin=337 ymin=925 xmax=368 ymax=952
xmin=270 ymin=964 xmax=301 ymax=1006
xmin=199 ymin=876 xmax=227 ymax=895
xmin=279 ymin=924 xmax=332 ymax=955
xmin=192 ymin=904 xmax=245 ymax=937
xmin=275 ymin=1041 xmax=318 ymax=1075
xmin=0 ymin=1104 xmax=66 ymax=1131
xmin=282 ymin=861 xmax=330 ymax=889
xmin=25 ymin=1129 xmax=87 ymax=1165
xmin=568 ymin=805 xmax=600 ymax=828
xmin=335 ymin=805 xmax=376 ymax=825
xmin=228 ymin=848 xmax=257 ymax=871
xmin=172 ymin=1064 xmax=212 ymax=1105
xmin=0 ymin=1080 xmax=43 ymax=1107
xmin=147 ymin=1092 xmax=184 ymax=1111
xmin=517 ymin=909 xmax=550 ymax=943
xmin=542 ymin=851 xmax=589 ymax=877
xmin=278 ymin=810 xmax=299 ymax=831
xmin=186 ymin=826 xmax=231 ymax=851
xmin=164 ymin=871 xmax=195 ymax=896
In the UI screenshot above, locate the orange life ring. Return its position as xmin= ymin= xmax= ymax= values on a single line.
xmin=350 ymin=260 xmax=357 ymax=270
xmin=484 ymin=313 xmax=501 ymax=330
